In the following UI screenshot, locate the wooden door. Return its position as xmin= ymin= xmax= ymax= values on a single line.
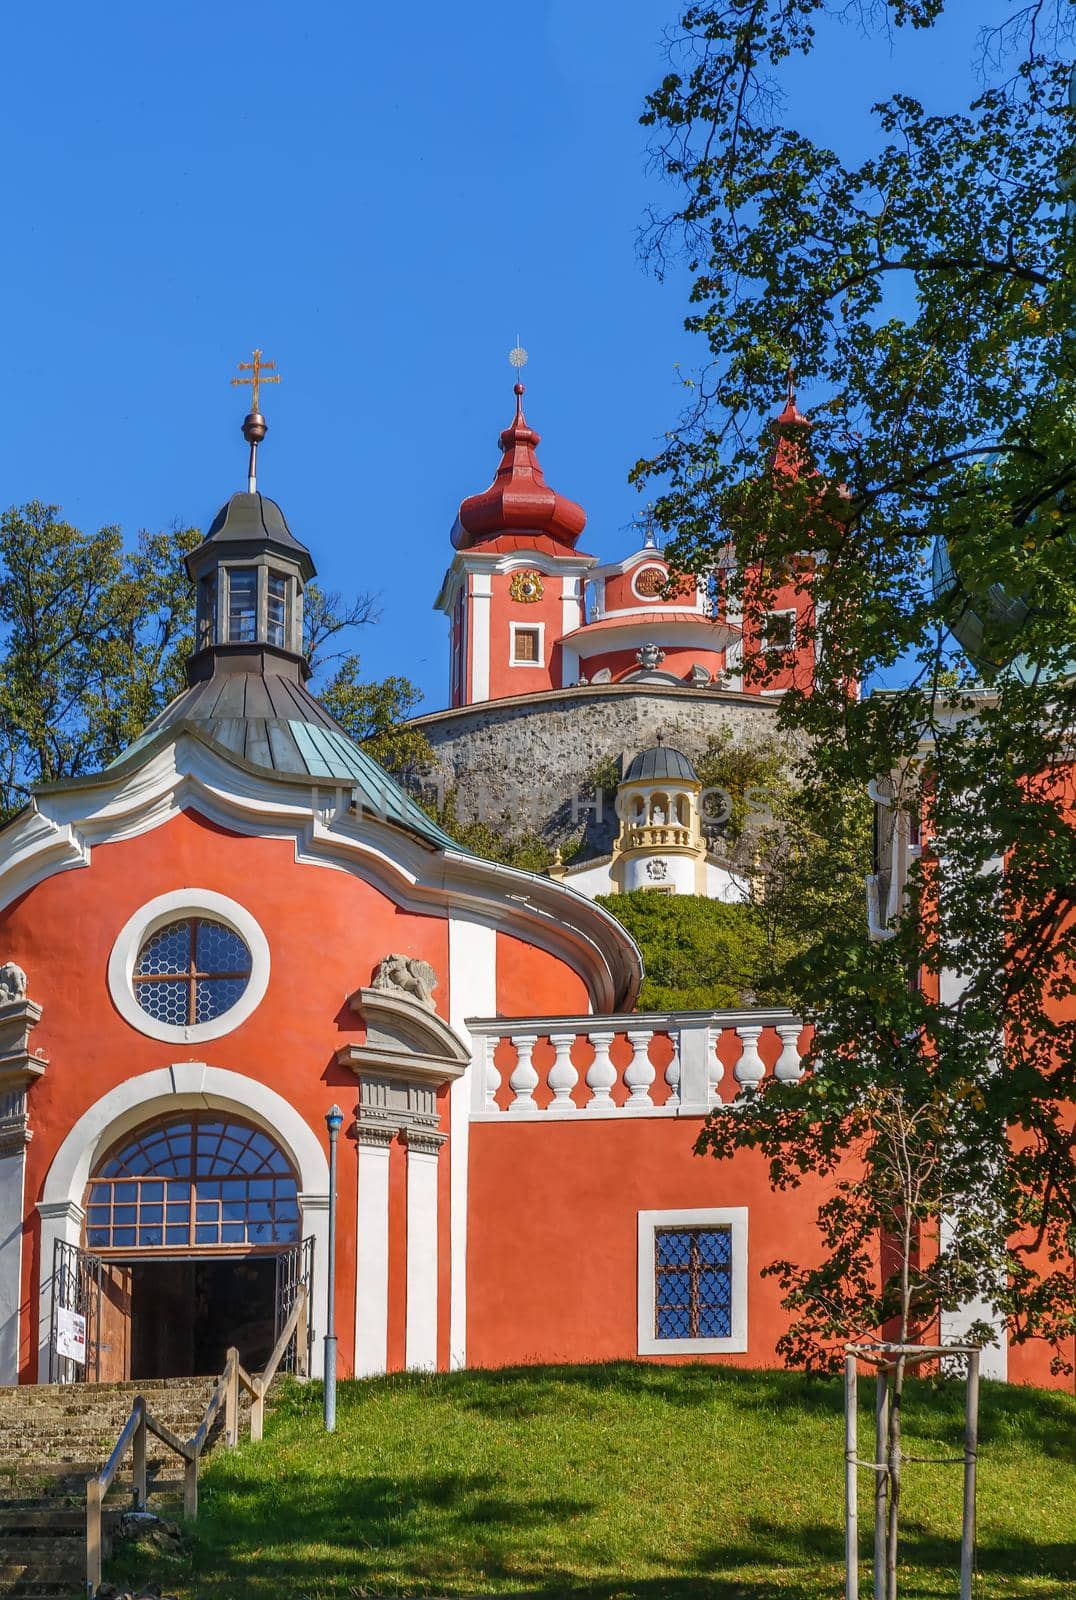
xmin=97 ymin=1264 xmax=132 ymax=1382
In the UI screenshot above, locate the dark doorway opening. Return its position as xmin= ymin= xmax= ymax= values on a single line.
xmin=129 ymin=1257 xmax=277 ymax=1379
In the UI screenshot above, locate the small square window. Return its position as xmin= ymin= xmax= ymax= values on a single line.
xmin=512 ymin=627 xmax=540 ymax=663
xmin=762 ymin=610 xmax=796 ymax=652
xmin=638 ymin=1208 xmax=747 ymax=1355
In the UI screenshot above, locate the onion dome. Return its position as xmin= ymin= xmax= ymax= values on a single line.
xmin=772 ymin=367 xmax=812 ymax=479
xmin=624 ymin=745 xmax=699 ymax=784
xmin=452 ymin=384 xmax=587 ymax=551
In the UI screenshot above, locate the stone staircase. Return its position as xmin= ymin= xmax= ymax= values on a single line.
xmin=0 ymin=1377 xmax=219 ymax=1600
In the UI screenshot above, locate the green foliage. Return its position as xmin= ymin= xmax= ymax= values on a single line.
xmin=639 ymin=1 xmax=1076 ymax=1378
xmin=432 ymin=787 xmax=555 ymax=873
xmin=599 ymin=891 xmax=764 ymax=1009
xmin=694 ymin=724 xmax=793 ymax=845
xmin=107 ymin=1364 xmax=1076 ymax=1600
xmin=0 ymin=503 xmax=200 ymax=815
xmin=320 ymin=656 xmax=433 ymax=779
xmin=0 ymin=503 xmax=405 ymax=817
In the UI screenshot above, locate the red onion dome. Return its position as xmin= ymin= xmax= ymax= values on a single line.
xmin=453 ymin=384 xmax=587 ymax=550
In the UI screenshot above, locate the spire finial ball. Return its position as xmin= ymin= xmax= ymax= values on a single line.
xmin=242 ymin=411 xmax=267 ymax=445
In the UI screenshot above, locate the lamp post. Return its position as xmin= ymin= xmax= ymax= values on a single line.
xmin=324 ymin=1103 xmax=343 ymax=1433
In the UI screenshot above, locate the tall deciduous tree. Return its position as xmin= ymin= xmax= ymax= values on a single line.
xmin=637 ymin=0 xmax=1076 ymax=1391
xmin=0 ymin=503 xmax=396 ymax=818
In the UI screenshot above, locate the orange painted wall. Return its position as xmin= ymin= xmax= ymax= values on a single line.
xmin=8 ymin=807 xmax=451 ymax=1381
xmin=601 ymin=567 xmax=697 ymax=613
xmin=465 ymin=1115 xmax=827 ymax=1368
xmin=485 ymin=574 xmax=566 ymax=700
xmin=496 ymin=932 xmax=590 ymax=1018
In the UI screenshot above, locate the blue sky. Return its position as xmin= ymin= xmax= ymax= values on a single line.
xmin=0 ymin=1 xmax=1006 ymax=707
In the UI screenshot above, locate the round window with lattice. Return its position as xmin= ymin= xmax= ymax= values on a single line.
xmin=109 ymin=890 xmax=270 ymax=1043
xmin=133 ymin=918 xmax=253 ymax=1027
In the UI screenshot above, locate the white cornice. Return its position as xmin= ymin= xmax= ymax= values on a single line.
xmin=434 ymin=548 xmax=596 ymax=613
xmin=1 ymin=732 xmax=640 ymax=1014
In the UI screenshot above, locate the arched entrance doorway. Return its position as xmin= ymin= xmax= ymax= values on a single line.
xmin=80 ymin=1113 xmax=302 ymax=1380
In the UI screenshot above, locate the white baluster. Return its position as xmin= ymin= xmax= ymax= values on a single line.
xmin=585 ymin=1030 xmax=617 ymax=1110
xmin=707 ymin=1028 xmax=723 ymax=1104
xmin=734 ymin=1024 xmax=766 ymax=1096
xmin=486 ymin=1036 xmax=503 ymax=1109
xmin=548 ymin=1031 xmax=579 ymax=1112
xmin=664 ymin=1033 xmax=681 ymax=1108
xmin=624 ymin=1029 xmax=656 ymax=1111
xmin=507 ymin=1033 xmax=540 ymax=1114
xmin=774 ymin=1023 xmax=804 ymax=1084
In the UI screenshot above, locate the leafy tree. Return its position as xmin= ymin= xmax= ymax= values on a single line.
xmin=598 ymin=890 xmax=764 ymax=1010
xmin=0 ymin=502 xmax=392 ymax=817
xmin=637 ymin=0 xmax=1076 ymax=1422
xmin=320 ymin=658 xmax=433 ymax=779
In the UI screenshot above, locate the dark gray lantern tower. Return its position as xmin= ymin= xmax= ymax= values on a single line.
xmin=184 ymin=404 xmax=315 ymax=687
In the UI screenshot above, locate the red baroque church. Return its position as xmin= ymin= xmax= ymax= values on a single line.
xmin=0 ymin=386 xmax=1060 ymax=1393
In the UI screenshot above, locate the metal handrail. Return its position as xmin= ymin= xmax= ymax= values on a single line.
xmin=85 ymin=1283 xmax=309 ymax=1595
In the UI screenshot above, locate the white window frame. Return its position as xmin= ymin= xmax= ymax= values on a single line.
xmin=761 ymin=608 xmax=796 ymax=653
xmin=107 ymin=889 xmax=271 ymax=1045
xmin=509 ymin=620 xmax=545 ymax=667
xmin=637 ymin=1207 xmax=748 ymax=1355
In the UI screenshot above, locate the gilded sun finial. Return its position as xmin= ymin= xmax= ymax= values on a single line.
xmin=508 ymin=335 xmax=528 ymax=373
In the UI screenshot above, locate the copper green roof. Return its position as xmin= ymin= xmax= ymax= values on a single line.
xmin=114 ymin=670 xmax=458 ymax=852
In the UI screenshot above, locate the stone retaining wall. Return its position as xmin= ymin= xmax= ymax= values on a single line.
xmin=408 ymin=684 xmax=789 ymax=849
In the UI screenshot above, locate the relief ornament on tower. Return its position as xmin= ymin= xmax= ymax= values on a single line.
xmin=509 ymin=570 xmax=544 ymax=604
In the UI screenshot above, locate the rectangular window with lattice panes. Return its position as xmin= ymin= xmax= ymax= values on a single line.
xmin=637 ymin=1208 xmax=748 ymax=1354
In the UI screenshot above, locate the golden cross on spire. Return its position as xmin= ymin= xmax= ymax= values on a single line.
xmin=231 ymin=348 xmax=280 ymax=414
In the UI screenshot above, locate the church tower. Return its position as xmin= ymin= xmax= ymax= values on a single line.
xmin=434 ymin=365 xmax=596 ymax=706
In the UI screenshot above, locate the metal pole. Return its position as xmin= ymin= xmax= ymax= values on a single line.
xmin=874 ymin=1370 xmax=889 ymax=1600
xmin=845 ymin=1354 xmax=859 ymax=1600
xmin=960 ymin=1349 xmax=980 ymax=1600
xmin=323 ymin=1104 xmax=343 ymax=1433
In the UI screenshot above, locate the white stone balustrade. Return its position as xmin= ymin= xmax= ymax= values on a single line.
xmin=467 ymin=1010 xmax=806 ymax=1119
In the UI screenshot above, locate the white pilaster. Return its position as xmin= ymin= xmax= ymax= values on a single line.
xmin=561 ymin=574 xmax=583 ymax=639
xmin=404 ymin=1141 xmax=441 ymax=1371
xmin=0 ymin=1119 xmax=29 ymax=1383
xmin=448 ymin=915 xmax=496 ymax=1369
xmin=469 ymin=573 xmax=492 ymax=703
xmin=354 ymin=1134 xmax=391 ymax=1378
xmin=36 ymin=1199 xmax=83 ymax=1382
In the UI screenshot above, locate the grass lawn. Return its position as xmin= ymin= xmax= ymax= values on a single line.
xmin=110 ymin=1363 xmax=1076 ymax=1599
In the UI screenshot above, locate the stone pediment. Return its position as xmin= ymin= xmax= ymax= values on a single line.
xmin=336 ymin=985 xmax=469 ymax=1084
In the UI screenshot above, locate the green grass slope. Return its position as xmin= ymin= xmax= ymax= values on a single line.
xmin=111 ymin=1363 xmax=1075 ymax=1599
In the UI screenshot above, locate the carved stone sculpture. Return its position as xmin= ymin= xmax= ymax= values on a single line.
xmin=371 ymin=954 xmax=438 ymax=1011
xmin=635 ymin=643 xmax=666 ymax=671
xmin=0 ymin=964 xmax=28 ymax=1006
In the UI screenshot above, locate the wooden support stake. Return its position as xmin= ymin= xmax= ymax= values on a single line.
xmin=251 ymin=1379 xmax=265 ymax=1443
xmin=874 ymin=1370 xmax=889 ymax=1600
xmin=844 ymin=1355 xmax=859 ymax=1600
xmin=86 ymin=1475 xmax=103 ymax=1596
xmin=224 ymin=1349 xmax=239 ymax=1448
xmin=132 ymin=1399 xmax=147 ymax=1510
xmin=960 ymin=1350 xmax=980 ymax=1600
xmin=184 ymin=1455 xmax=198 ymax=1520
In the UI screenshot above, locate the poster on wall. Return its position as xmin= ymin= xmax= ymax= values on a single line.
xmin=56 ymin=1306 xmax=86 ymax=1365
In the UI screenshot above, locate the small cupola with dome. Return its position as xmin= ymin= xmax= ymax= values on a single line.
xmin=185 ymin=350 xmax=315 ymax=685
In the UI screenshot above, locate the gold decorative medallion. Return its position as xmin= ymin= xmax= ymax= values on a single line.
xmin=510 ymin=570 xmax=544 ymax=604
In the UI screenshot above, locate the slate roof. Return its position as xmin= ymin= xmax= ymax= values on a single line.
xmin=624 ymin=745 xmax=699 ymax=783
xmin=186 ymin=492 xmax=316 ymax=579
xmin=117 ymin=671 xmax=458 ymax=852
